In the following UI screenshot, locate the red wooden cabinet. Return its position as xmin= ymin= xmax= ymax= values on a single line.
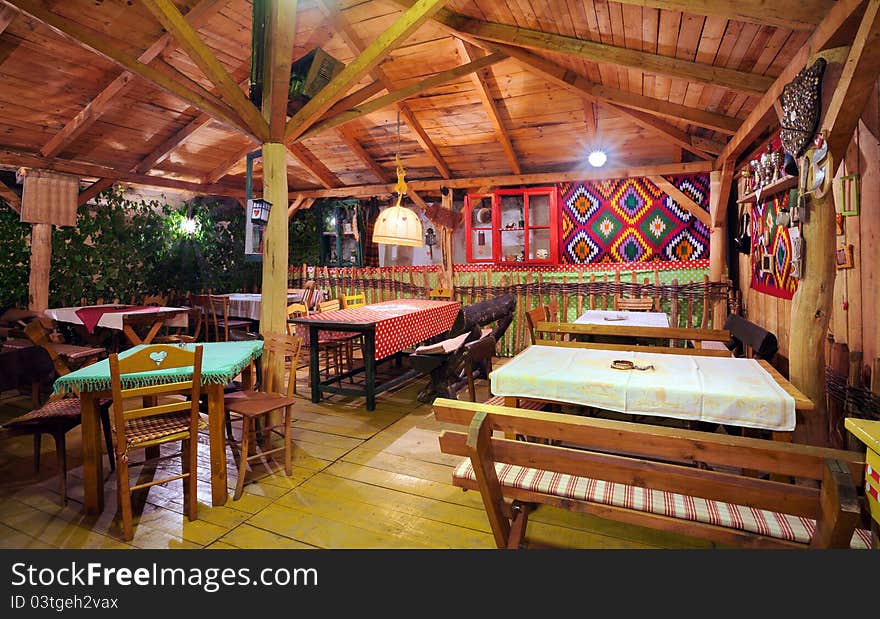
xmin=465 ymin=187 xmax=558 ymax=265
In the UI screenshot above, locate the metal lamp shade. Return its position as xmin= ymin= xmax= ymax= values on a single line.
xmin=249 ymin=198 xmax=272 ymax=223
xmin=372 ymin=204 xmax=424 ymax=247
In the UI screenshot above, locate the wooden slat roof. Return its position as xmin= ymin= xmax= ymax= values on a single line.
xmin=0 ymin=0 xmax=857 ymax=199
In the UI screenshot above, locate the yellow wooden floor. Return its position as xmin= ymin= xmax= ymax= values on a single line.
xmin=0 ymin=359 xmax=716 ymax=550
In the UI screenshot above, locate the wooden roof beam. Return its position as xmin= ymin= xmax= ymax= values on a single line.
xmin=287 ymin=161 xmax=713 ymax=198
xmin=450 ymin=17 xmax=773 ymax=96
xmin=591 ymin=1 xmax=832 ymax=32
xmin=716 ymin=0 xmax=865 ymax=165
xmin=284 ymin=0 xmax=451 ymax=144
xmin=314 ymin=0 xmax=452 ymax=178
xmin=37 ymin=0 xmax=226 ymax=158
xmin=0 ymin=4 xmax=14 ymax=33
xmin=336 ymin=125 xmax=392 ymax=183
xmin=455 ymin=39 xmax=521 ymax=174
xmin=649 ymin=175 xmax=711 ymax=226
xmin=4 ymin=0 xmax=260 ymax=143
xmin=77 ymin=178 xmax=115 ymax=206
xmin=0 ymin=179 xmax=21 ymax=213
xmin=286 ymin=143 xmax=343 ymax=189
xmin=133 ymin=113 xmax=212 ymax=174
xmin=205 ymin=142 xmax=257 ymax=184
xmin=299 ymin=51 xmax=506 ymax=140
xmin=0 ymin=148 xmax=243 ymax=196
xmin=141 ymin=0 xmax=269 ymax=142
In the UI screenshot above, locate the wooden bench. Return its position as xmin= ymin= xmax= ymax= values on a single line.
xmin=433 ymin=398 xmax=872 ymax=549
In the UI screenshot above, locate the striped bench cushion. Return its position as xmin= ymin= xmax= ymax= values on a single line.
xmin=483 ymin=395 xmax=546 ymax=410
xmin=453 ymin=459 xmax=872 ymax=549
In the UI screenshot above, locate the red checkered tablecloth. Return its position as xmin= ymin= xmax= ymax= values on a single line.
xmin=295 ymin=299 xmax=460 ymax=360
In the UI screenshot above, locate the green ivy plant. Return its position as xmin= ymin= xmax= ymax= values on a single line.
xmin=0 ymin=201 xmax=30 ymax=308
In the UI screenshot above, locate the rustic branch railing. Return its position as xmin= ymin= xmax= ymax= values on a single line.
xmin=289 ymin=264 xmax=734 ymax=357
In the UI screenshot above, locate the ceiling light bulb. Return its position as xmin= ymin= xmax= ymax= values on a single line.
xmin=588 ymin=150 xmax=607 ymax=168
xmin=180 ymin=217 xmax=199 ymax=236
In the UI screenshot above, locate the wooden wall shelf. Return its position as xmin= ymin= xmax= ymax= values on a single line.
xmin=737 ymin=175 xmax=798 ymax=204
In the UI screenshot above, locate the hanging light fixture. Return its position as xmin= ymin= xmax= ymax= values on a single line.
xmin=373 ymin=112 xmax=423 ymax=247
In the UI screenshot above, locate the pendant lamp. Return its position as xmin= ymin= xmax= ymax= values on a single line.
xmin=373 ymin=112 xmax=423 ymax=247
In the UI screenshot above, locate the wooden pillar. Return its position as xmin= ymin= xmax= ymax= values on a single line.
xmin=438 ymin=188 xmax=455 ymax=291
xmin=28 ymin=223 xmax=51 ymax=311
xmin=258 ymin=143 xmax=289 ymax=383
xmin=709 ymin=165 xmax=733 ymax=329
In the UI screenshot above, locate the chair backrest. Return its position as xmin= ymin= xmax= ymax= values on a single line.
xmin=428 ymin=287 xmax=454 ymax=300
xmin=286 ymin=303 xmax=309 ymax=336
xmin=25 ymin=318 xmax=71 ymax=376
xmin=463 ymin=334 xmax=496 ymax=402
xmin=301 ymin=280 xmax=317 ymax=309
xmin=108 ymin=345 xmax=203 ymax=455
xmin=142 ymin=294 xmax=168 ymax=307
xmin=341 ymin=293 xmax=366 ymax=309
xmin=524 ymin=306 xmax=548 ymax=345
xmin=318 ymin=299 xmax=341 ymax=313
xmin=260 ymin=333 xmax=302 ymax=398
xmin=207 ymin=294 xmax=233 ymax=341
xmin=616 ymin=297 xmax=655 ymax=312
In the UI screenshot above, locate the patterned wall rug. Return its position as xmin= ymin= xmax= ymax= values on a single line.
xmin=559 ymin=174 xmax=711 ymax=264
xmin=750 ymin=190 xmax=797 ymax=299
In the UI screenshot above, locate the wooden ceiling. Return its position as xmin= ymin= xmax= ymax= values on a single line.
xmin=0 ymin=0 xmax=862 ymax=200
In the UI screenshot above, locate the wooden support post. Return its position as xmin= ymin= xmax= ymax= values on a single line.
xmin=28 ymin=223 xmax=51 ymax=311
xmin=709 ymin=166 xmax=733 ymax=329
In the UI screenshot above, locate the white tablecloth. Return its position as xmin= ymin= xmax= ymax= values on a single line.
xmin=223 ymin=290 xmax=326 ymax=321
xmin=489 ymin=344 xmax=796 ymax=431
xmin=573 ymin=309 xmax=670 ymax=328
xmin=44 ymin=306 xmax=189 ymax=331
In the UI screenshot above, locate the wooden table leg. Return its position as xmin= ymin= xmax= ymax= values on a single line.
xmin=80 ymin=391 xmax=104 ymax=515
xmin=206 ymin=383 xmax=228 ymax=506
xmin=122 ymin=324 xmax=144 ymax=346
xmin=309 ymin=327 xmax=321 ymax=404
xmin=363 ymin=331 xmax=376 ymax=411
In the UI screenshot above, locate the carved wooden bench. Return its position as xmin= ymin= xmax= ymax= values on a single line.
xmin=433 ymin=398 xmax=873 ymax=549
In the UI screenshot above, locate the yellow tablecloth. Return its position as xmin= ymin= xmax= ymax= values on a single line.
xmin=490 ymin=345 xmax=796 ymax=431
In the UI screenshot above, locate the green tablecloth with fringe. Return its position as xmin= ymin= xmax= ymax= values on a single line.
xmin=52 ymin=340 xmax=263 ymax=395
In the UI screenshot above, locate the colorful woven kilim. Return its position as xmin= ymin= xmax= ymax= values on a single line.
xmin=750 ymin=191 xmax=797 ymax=299
xmin=559 ymin=174 xmax=710 ymax=264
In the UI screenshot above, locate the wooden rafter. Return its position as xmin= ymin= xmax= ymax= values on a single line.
xmin=336 ymin=124 xmax=392 ymax=183
xmin=584 ymin=102 xmax=598 ymax=141
xmin=299 ymin=51 xmax=506 ymax=140
xmin=77 ymin=178 xmax=115 ymax=206
xmin=134 ymin=113 xmax=212 ymax=174
xmin=141 ymin=0 xmax=269 ymax=142
xmin=3 ymin=0 xmax=259 ymax=142
xmin=823 ymin=0 xmax=880 ymax=163
xmin=450 ymin=17 xmax=773 ymax=96
xmin=648 ymin=176 xmax=711 ymax=226
xmin=710 ymin=161 xmax=735 ymax=228
xmin=289 ymin=161 xmax=712 ymax=198
xmin=287 ymin=143 xmax=342 ymax=189
xmin=455 ymin=39 xmax=520 ymax=174
xmin=0 ymin=4 xmax=15 ymax=34
xmin=315 ymin=0 xmax=452 ymax=178
xmin=287 ymin=195 xmax=304 ymax=219
xmin=0 ymin=179 xmax=21 ymax=213
xmin=605 ymin=0 xmax=832 ymax=32
xmin=38 ymin=0 xmax=224 ymax=158
xmin=258 ymin=0 xmax=297 ymax=140
xmin=284 ymin=0 xmax=451 ymax=143
xmin=716 ymin=0 xmax=864 ymax=164
xmin=205 ymin=142 xmax=256 ymax=184
xmin=0 ymin=148 xmax=242 ymax=196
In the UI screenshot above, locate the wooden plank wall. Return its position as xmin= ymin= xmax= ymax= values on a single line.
xmin=737 ymin=84 xmax=880 ymax=377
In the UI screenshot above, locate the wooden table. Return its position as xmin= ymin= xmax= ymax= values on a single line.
xmin=573 ymin=309 xmax=670 ymax=328
xmin=491 ymin=343 xmax=812 ymax=437
xmin=220 ymin=291 xmax=326 ymax=321
xmin=291 ymin=299 xmax=460 ymax=410
xmin=44 ymin=305 xmax=190 ymax=347
xmin=52 ymin=340 xmax=262 ymax=513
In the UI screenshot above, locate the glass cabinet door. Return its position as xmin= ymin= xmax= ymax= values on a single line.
xmin=526 ymin=191 xmax=552 ymax=262
xmin=466 ymin=194 xmax=494 ymax=262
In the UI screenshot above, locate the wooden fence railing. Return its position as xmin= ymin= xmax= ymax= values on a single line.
xmin=289 ymin=264 xmax=736 ymax=357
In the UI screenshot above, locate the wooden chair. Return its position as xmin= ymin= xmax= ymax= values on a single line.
xmin=300 ymin=280 xmax=317 ymax=309
xmin=616 ymin=297 xmax=656 ymax=311
xmin=141 ymin=294 xmax=168 ymax=307
xmin=153 ymin=307 xmax=204 ymax=345
xmin=224 ymin=333 xmax=300 ymax=500
xmin=341 ymin=293 xmax=366 ymax=308
xmin=524 ymin=306 xmax=548 ymax=345
xmin=22 ymin=318 xmax=116 ymax=486
xmin=108 ymin=344 xmax=205 ymax=541
xmin=207 ymin=294 xmax=251 ymax=342
xmin=313 ymin=299 xmax=347 ymax=378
